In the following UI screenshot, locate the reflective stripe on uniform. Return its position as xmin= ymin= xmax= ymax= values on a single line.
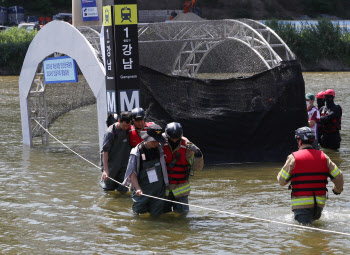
xmin=291 ymin=197 xmax=326 ymax=206
xmin=331 ymin=167 xmax=340 ymax=178
xmin=280 ymin=168 xmax=291 ymax=180
xmin=172 ymin=183 xmax=191 ymax=197
xmin=316 ymin=196 xmax=326 ymax=205
xmin=188 ymin=154 xmax=194 ymax=166
xmin=291 ymin=197 xmax=314 ymax=206
xmin=165 ymin=189 xmax=170 ymax=196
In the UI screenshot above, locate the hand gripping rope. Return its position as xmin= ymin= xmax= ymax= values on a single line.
xmin=34 ymin=119 xmax=350 ymax=237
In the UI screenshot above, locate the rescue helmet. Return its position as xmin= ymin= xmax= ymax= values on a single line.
xmin=325 ymin=89 xmax=335 ymax=97
xmin=131 ymin=107 xmax=145 ymax=120
xmin=295 ymin=127 xmax=315 ymax=142
xmin=165 ymin=122 xmax=183 ymax=139
xmin=106 ymin=113 xmax=118 ymax=126
xmin=316 ymin=91 xmax=325 ymax=99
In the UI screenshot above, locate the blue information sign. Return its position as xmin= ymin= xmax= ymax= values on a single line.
xmin=43 ymin=56 xmax=78 ymax=84
xmin=81 ymin=0 xmax=100 ymax=22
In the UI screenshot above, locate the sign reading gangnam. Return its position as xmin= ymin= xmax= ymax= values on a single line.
xmin=114 ymin=0 xmax=140 ymax=113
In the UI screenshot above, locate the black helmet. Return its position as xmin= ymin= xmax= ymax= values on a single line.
xmin=165 ymin=122 xmax=183 ymax=139
xmin=131 ymin=107 xmax=145 ymax=120
xmin=295 ymin=127 xmax=315 ymax=142
xmin=106 ymin=113 xmax=118 ymax=127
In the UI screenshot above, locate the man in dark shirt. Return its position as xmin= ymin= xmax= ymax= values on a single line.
xmin=100 ymin=111 xmax=132 ymax=192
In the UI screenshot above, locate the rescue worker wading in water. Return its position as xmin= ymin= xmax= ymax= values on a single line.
xmin=319 ymin=89 xmax=342 ymax=150
xmin=100 ymin=112 xmax=132 ymax=193
xmin=163 ymin=122 xmax=204 ymax=214
xmin=129 ymin=107 xmax=155 ymax=148
xmin=123 ymin=124 xmax=169 ymax=216
xmin=277 ymin=127 xmax=344 ymax=225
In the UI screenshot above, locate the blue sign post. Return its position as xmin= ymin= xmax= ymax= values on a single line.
xmin=43 ymin=56 xmax=78 ymax=84
xmin=81 ymin=0 xmax=100 ymax=22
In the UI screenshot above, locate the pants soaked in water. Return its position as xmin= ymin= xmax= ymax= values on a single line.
xmin=100 ymin=169 xmax=129 ymax=194
xmin=132 ymin=185 xmax=165 ymax=216
xmin=293 ymin=207 xmax=323 ymax=225
xmin=164 ymin=191 xmax=189 ymax=214
xmin=320 ymin=131 xmax=341 ymax=150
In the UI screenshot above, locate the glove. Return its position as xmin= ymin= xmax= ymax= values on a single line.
xmin=194 ymin=149 xmax=202 ymax=158
xmin=332 ymin=189 xmax=340 ymax=195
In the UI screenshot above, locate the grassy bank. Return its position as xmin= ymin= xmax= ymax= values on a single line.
xmin=266 ymin=19 xmax=350 ymax=70
xmin=0 ymin=27 xmax=38 ymax=75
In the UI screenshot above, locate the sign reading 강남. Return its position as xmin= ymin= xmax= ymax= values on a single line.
xmin=43 ymin=56 xmax=78 ymax=84
xmin=114 ymin=1 xmax=140 ymax=112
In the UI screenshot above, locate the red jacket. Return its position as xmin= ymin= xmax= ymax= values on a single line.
xmin=291 ymin=149 xmax=329 ymax=197
xmin=128 ymin=122 xmax=154 ymax=148
xmin=164 ymin=139 xmax=189 ymax=184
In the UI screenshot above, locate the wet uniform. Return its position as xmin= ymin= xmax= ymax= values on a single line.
xmin=319 ymin=103 xmax=342 ymax=149
xmin=100 ymin=124 xmax=131 ymax=192
xmin=163 ymin=137 xmax=204 ymax=214
xmin=277 ymin=146 xmax=343 ymax=224
xmin=123 ymin=142 xmax=169 ymax=216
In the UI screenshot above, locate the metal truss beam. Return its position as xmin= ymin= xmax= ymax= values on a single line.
xmin=138 ymin=19 xmax=295 ymax=77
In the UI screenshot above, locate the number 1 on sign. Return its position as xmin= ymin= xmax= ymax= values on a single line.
xmin=124 ymin=27 xmax=129 ymax=38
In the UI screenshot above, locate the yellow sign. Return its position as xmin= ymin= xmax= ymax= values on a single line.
xmin=115 ymin=4 xmax=138 ymax=25
xmin=103 ymin=6 xmax=112 ymax=26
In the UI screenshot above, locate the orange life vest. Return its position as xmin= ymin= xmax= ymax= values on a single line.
xmin=164 ymin=139 xmax=189 ymax=184
xmin=291 ymin=149 xmax=330 ymax=197
xmin=129 ymin=122 xmax=154 ymax=148
xmin=183 ymin=1 xmax=191 ymax=13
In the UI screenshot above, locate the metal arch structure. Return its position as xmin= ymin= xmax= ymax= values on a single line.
xmin=76 ymin=26 xmax=103 ymax=63
xmin=238 ymin=19 xmax=295 ymax=61
xmin=19 ymin=21 xmax=107 ymax=150
xmin=137 ymin=19 xmax=296 ymax=77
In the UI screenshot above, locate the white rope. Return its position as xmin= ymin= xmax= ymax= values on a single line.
xmin=34 ymin=119 xmax=350 ymax=237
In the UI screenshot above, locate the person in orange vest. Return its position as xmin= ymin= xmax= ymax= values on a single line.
xmin=190 ymin=0 xmax=196 ymax=12
xmin=183 ymin=0 xmax=192 ymax=13
xmin=277 ymin=127 xmax=343 ymax=225
xmin=129 ymin=108 xmax=155 ymax=148
xmin=163 ymin=122 xmax=204 ymax=214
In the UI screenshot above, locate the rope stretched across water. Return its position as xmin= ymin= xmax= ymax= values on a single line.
xmin=34 ymin=119 xmax=350 ymax=237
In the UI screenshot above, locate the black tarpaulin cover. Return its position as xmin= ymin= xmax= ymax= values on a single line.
xmin=139 ymin=60 xmax=308 ymax=164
